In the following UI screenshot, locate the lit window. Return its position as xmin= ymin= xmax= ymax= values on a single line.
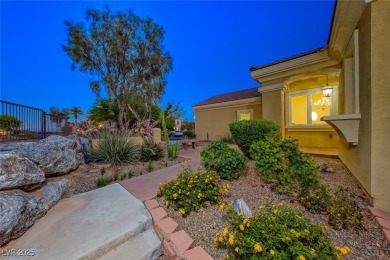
xmin=288 ymin=88 xmax=336 ymax=126
xmin=237 ymin=109 xmax=253 ymax=121
xmin=291 ymin=95 xmax=308 ymax=124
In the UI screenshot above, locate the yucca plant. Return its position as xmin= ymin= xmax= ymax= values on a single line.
xmin=161 ymin=112 xmax=179 ymax=159
xmin=88 ymin=129 xmax=140 ymax=164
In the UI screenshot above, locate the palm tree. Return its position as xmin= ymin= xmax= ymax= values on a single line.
xmin=49 ymin=107 xmax=62 ymax=125
xmin=71 ymin=107 xmax=84 ymax=126
xmin=61 ymin=108 xmax=71 ymax=124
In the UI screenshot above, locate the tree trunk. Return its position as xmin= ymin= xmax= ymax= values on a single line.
xmin=118 ymin=105 xmax=125 ymax=129
xmin=74 ymin=114 xmax=78 ymax=126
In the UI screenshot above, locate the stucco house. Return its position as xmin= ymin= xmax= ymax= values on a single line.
xmin=193 ymin=0 xmax=390 ymax=212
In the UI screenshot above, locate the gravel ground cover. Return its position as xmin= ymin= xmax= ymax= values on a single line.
xmin=157 ymin=156 xmax=390 ymax=259
xmin=50 ymin=154 xmax=184 ymax=198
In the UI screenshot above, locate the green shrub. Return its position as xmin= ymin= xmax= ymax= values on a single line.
xmin=218 ymin=133 xmax=235 ymax=144
xmin=183 ymin=130 xmax=196 ymax=139
xmin=250 ymin=138 xmax=319 ymax=195
xmin=215 ymin=202 xmax=343 ymax=259
xmin=0 ymin=114 xmax=22 ymax=130
xmin=200 ymin=141 xmax=230 ymax=160
xmin=299 ymin=184 xmax=332 ymax=213
xmin=140 ymin=142 xmax=164 ymax=162
xmin=161 ymin=112 xmax=179 ymax=159
xmin=229 ymin=120 xmax=280 ymax=157
xmin=250 ymin=138 xmax=288 ymax=181
xmin=200 ymin=141 xmax=247 ymax=180
xmin=157 ymin=165 xmax=229 ymax=215
xmin=96 ymin=176 xmax=111 ymax=187
xmin=112 ymin=172 xmax=119 ymax=181
xmin=328 ymin=186 xmax=365 ymax=231
xmin=282 ymin=139 xmax=319 ymax=194
xmin=88 ymin=130 xmax=140 ymax=165
xmin=127 ymin=170 xmax=134 ymax=178
xmin=146 ymin=160 xmax=154 ymax=172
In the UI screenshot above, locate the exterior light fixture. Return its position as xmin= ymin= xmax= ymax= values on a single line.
xmin=322 ymin=75 xmax=333 ymax=98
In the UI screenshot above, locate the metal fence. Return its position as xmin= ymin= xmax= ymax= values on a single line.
xmin=0 ymin=100 xmax=66 ymax=142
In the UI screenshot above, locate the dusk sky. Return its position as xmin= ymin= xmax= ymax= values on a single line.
xmin=1 ymin=1 xmax=334 ymax=121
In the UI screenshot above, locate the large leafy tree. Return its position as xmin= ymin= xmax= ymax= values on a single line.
xmin=0 ymin=115 xmax=22 ymax=131
xmin=63 ymin=7 xmax=173 ymax=129
xmin=87 ymin=97 xmax=180 ymax=131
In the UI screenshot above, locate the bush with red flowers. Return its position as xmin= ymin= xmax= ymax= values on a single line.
xmin=327 ymin=186 xmax=365 ymax=230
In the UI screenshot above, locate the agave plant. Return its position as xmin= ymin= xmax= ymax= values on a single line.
xmin=161 ymin=111 xmax=179 ymax=159
xmin=88 ymin=129 xmax=140 ymax=165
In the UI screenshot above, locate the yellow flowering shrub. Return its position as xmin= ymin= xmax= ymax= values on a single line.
xmin=157 ymin=165 xmax=228 ymax=215
xmin=215 ymin=202 xmax=350 ymax=259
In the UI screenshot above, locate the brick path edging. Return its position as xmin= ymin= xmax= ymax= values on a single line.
xmin=145 ymin=199 xmax=213 ymax=260
xmin=368 ymin=207 xmax=390 ymax=244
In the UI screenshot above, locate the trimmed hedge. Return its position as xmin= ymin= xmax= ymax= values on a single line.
xmin=229 ymin=120 xmax=280 ymax=157
xmin=200 ymin=141 xmax=247 ymax=180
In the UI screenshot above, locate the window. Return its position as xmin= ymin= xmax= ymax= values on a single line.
xmin=287 ymin=88 xmax=336 ymax=126
xmin=237 ymin=109 xmax=253 ymax=121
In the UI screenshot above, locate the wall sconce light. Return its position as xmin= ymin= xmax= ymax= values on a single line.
xmin=322 ymin=75 xmax=333 ymax=97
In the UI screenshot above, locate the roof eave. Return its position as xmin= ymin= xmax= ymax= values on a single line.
xmin=193 ymin=96 xmax=262 ymax=110
xmin=250 ymin=48 xmax=338 ymax=84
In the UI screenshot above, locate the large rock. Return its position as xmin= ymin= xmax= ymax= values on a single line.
xmin=0 ymin=151 xmax=45 ymax=191
xmin=67 ymin=135 xmax=91 ymax=156
xmin=0 ymin=179 xmax=68 ymax=246
xmin=232 ymin=199 xmax=252 ymax=218
xmin=0 ymin=135 xmax=85 ymax=176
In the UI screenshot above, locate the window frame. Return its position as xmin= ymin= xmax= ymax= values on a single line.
xmin=286 ymin=87 xmax=338 ymax=127
xmin=237 ymin=109 xmax=253 ymax=121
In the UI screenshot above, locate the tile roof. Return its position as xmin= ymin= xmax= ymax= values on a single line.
xmin=249 ymin=47 xmax=326 ymax=72
xmin=193 ymin=87 xmax=260 ymax=107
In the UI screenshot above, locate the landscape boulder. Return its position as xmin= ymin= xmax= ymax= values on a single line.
xmin=0 ymin=179 xmax=68 ymax=246
xmin=317 ymin=162 xmax=335 ymax=173
xmin=0 ymin=135 xmax=85 ymax=176
xmin=318 ymin=162 xmax=328 ymax=172
xmin=0 ymin=151 xmax=45 ymax=191
xmin=232 ymin=199 xmax=252 ymax=218
xmin=67 ymin=135 xmax=91 ymax=156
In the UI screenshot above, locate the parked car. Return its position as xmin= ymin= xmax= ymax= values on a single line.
xmin=174 ymin=130 xmax=184 ymax=137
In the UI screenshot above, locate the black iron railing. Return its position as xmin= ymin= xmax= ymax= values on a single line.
xmin=0 ymin=100 xmax=66 ymax=142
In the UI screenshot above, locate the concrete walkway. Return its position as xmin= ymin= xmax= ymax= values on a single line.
xmin=1 ymin=146 xmax=204 ymax=260
xmin=2 ymin=184 xmax=161 ymax=260
xmin=120 ymin=147 xmax=203 ymax=202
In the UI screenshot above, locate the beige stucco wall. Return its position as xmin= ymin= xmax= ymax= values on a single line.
xmin=370 ymin=0 xmax=390 ymax=211
xmin=286 ymin=129 xmax=339 ymax=148
xmin=261 ymin=90 xmax=285 ymax=136
xmin=339 ymin=1 xmax=390 ymax=211
xmin=339 ymin=4 xmax=372 ymax=196
xmin=194 ymin=99 xmax=262 ymax=141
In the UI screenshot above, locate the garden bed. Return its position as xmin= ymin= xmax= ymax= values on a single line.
xmin=52 ymin=154 xmax=184 ymax=198
xmin=157 ymin=156 xmax=390 ymax=259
